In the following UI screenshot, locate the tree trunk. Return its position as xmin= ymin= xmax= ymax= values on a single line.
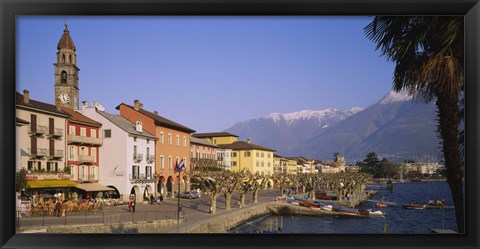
xmin=252 ymin=189 xmax=260 ymax=203
xmin=210 ymin=195 xmax=217 ymax=215
xmin=436 ymin=95 xmax=464 ymax=233
xmin=240 ymin=193 xmax=246 ymax=208
xmin=225 ymin=193 xmax=232 ymax=210
xmin=280 ymin=186 xmax=284 ymax=196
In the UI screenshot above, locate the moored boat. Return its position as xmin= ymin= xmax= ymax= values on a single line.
xmin=332 ymin=206 xmax=359 ymax=216
xmin=375 ymin=202 xmax=387 ymax=208
xmin=402 ymin=204 xmax=426 ymax=210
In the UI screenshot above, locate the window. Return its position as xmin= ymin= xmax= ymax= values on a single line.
xmin=146 ymin=166 xmax=152 ymax=179
xmin=91 ymin=147 xmax=97 ymax=162
xmin=133 ymin=145 xmax=137 ymax=157
xmin=261 ymin=152 xmax=264 ymax=158
xmin=147 ymin=139 xmax=150 ymax=144
xmin=146 ymin=147 xmax=150 ymax=157
xmin=160 ymin=156 xmax=164 ymax=169
xmin=47 ymin=162 xmax=52 ymax=171
xmin=160 ymin=132 xmax=164 ymax=144
xmin=132 ymin=165 xmax=139 ymax=179
xmin=232 ymin=161 xmax=237 ymax=166
xmin=244 ymin=152 xmax=251 ymax=157
xmin=261 ymin=162 xmax=265 ymax=167
xmin=176 ymin=135 xmax=180 ymax=146
xmin=268 ymin=153 xmax=271 ymax=158
xmin=69 ymin=126 xmax=75 ymax=135
xmin=133 ymin=137 xmax=137 ymax=142
xmin=80 ymin=166 xmax=85 ymax=179
xmin=80 ymin=127 xmax=86 ymax=136
xmin=232 ymin=152 xmax=237 ymax=157
xmin=268 ymin=162 xmax=271 ymax=167
xmin=69 ymin=145 xmax=76 ymax=160
xmin=90 ymin=166 xmax=97 ymax=180
xmin=104 ymin=129 xmax=111 ymax=138
xmin=168 ymin=134 xmax=172 ymax=145
xmin=168 ymin=157 xmax=172 ymax=169
xmin=80 ymin=146 xmax=87 ymax=156
xmin=91 ymin=129 xmax=97 ymax=138
xmin=256 ymin=161 xmax=259 ymax=167
xmin=183 ymin=136 xmax=186 ymax=147
xmin=256 ymin=152 xmax=259 ymax=157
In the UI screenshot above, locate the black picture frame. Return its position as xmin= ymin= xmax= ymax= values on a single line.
xmin=1 ymin=0 xmax=479 ymax=249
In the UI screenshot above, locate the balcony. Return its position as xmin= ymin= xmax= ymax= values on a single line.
xmin=28 ymin=147 xmax=48 ymax=157
xmin=146 ymin=155 xmax=155 ymax=163
xmin=67 ymin=134 xmax=103 ymax=146
xmin=78 ymin=155 xmax=95 ymax=164
xmin=29 ymin=125 xmax=47 ymax=136
xmin=49 ymin=149 xmax=64 ymax=159
xmin=133 ymin=153 xmax=143 ymax=162
xmin=129 ymin=173 xmax=154 ymax=183
xmin=48 ymin=128 xmax=64 ymax=138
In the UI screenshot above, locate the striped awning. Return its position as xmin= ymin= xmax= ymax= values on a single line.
xmin=75 ymin=183 xmax=114 ymax=192
xmin=27 ymin=180 xmax=78 ymax=189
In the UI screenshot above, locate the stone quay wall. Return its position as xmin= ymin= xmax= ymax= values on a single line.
xmin=17 ymin=219 xmax=182 ymax=234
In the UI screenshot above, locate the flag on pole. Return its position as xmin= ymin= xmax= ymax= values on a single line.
xmin=174 ymin=159 xmax=186 ymax=173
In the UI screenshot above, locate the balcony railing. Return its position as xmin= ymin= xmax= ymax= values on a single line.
xmin=49 ymin=149 xmax=64 ymax=158
xmin=49 ymin=128 xmax=63 ymax=138
xmin=28 ymin=147 xmax=48 ymax=157
xmin=146 ymin=155 xmax=155 ymax=163
xmin=67 ymin=134 xmax=103 ymax=146
xmin=133 ymin=153 xmax=143 ymax=162
xmin=129 ymin=173 xmax=154 ymax=181
xmin=78 ymin=155 xmax=95 ymax=164
xmin=29 ymin=125 xmax=47 ymax=135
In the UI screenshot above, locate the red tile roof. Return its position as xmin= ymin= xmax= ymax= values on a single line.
xmin=116 ymin=103 xmax=195 ymax=133
xmin=218 ymin=141 xmax=276 ymax=152
xmin=16 ymin=92 xmax=70 ymax=117
xmin=61 ymin=108 xmax=102 ymax=127
xmin=57 ymin=28 xmax=76 ymax=51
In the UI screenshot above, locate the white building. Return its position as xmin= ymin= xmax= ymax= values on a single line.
xmin=79 ymin=102 xmax=157 ymax=202
xmin=216 ymin=148 xmax=233 ymax=170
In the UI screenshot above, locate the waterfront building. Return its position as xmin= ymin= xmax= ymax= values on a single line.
xmin=219 ymin=140 xmax=275 ymax=176
xmin=60 ymin=107 xmax=114 ymax=197
xmin=216 ymin=147 xmax=233 ymax=170
xmin=399 ymin=162 xmax=445 ymax=175
xmin=286 ymin=158 xmax=299 ymax=175
xmin=190 ymin=136 xmax=219 ymax=172
xmin=273 ymin=154 xmax=288 ymax=174
xmin=79 ymin=102 xmax=157 ymax=202
xmin=16 ymin=90 xmax=76 ymax=193
xmin=117 ymin=100 xmax=195 ymax=197
xmin=192 ymin=132 xmax=239 ymax=145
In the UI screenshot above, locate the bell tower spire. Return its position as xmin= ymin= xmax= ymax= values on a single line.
xmin=54 ymin=19 xmax=80 ymax=110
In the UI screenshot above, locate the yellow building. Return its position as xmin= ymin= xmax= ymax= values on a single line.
xmin=218 ymin=140 xmax=275 ymax=176
xmin=192 ymin=132 xmax=238 ymax=145
xmin=286 ymin=157 xmax=300 ymax=175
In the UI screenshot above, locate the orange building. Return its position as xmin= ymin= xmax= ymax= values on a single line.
xmin=116 ymin=100 xmax=195 ymax=197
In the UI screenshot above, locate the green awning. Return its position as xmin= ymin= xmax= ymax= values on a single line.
xmin=27 ymin=180 xmax=78 ymax=189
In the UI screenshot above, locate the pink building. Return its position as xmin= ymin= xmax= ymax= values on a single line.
xmin=190 ymin=137 xmax=218 ymax=172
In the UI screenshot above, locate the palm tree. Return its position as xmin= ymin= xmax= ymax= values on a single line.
xmin=364 ymin=16 xmax=464 ymax=232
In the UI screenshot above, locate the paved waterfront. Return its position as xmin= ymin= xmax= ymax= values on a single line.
xmin=17 ymin=189 xmax=281 ymax=232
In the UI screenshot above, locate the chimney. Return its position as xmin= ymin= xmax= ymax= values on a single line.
xmin=247 ymin=138 xmax=251 ymax=144
xmin=133 ymin=99 xmax=140 ymax=111
xmin=154 ymin=111 xmax=158 ymax=115
xmin=82 ymin=101 xmax=88 ymax=107
xmin=55 ymin=99 xmax=62 ymax=111
xmin=23 ymin=90 xmax=29 ymax=104
xmin=139 ymin=103 xmax=144 ymax=110
xmin=135 ymin=120 xmax=143 ymax=133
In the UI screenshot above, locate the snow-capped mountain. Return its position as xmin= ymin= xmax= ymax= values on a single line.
xmin=225 ymin=108 xmax=362 ymax=155
xmin=224 ymin=90 xmax=442 ymax=163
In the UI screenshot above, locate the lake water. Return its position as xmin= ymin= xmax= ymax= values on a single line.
xmin=231 ymin=181 xmax=458 ymax=234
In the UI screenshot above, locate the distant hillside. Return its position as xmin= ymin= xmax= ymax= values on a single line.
xmin=225 ymin=91 xmax=442 ymax=163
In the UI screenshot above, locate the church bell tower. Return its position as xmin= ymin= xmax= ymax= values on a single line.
xmin=54 ymin=20 xmax=80 ymax=110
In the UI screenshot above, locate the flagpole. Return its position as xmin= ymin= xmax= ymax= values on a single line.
xmin=177 ymin=169 xmax=181 ymax=229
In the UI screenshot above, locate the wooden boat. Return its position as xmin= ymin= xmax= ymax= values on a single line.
xmin=314 ymin=201 xmax=333 ymax=211
xmin=367 ymin=210 xmax=385 ymax=216
xmin=375 ymin=202 xmax=387 ymax=208
xmin=298 ymin=200 xmax=320 ymax=208
xmin=332 ymin=206 xmax=359 ymax=216
xmin=402 ymin=204 xmax=426 ymax=210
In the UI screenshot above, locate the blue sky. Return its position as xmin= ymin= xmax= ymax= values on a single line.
xmin=17 ymin=16 xmax=395 ymax=133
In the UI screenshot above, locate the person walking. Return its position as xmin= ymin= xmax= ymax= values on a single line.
xmin=131 ymin=200 xmax=136 ymax=213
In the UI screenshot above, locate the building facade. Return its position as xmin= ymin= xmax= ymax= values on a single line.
xmin=190 ymin=137 xmax=218 ymax=172
xmin=192 ymin=132 xmax=239 ymax=145
xmin=79 ymin=102 xmax=157 ymax=202
xmin=117 ymin=100 xmax=195 ymax=197
xmin=219 ymin=140 xmax=275 ymax=176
